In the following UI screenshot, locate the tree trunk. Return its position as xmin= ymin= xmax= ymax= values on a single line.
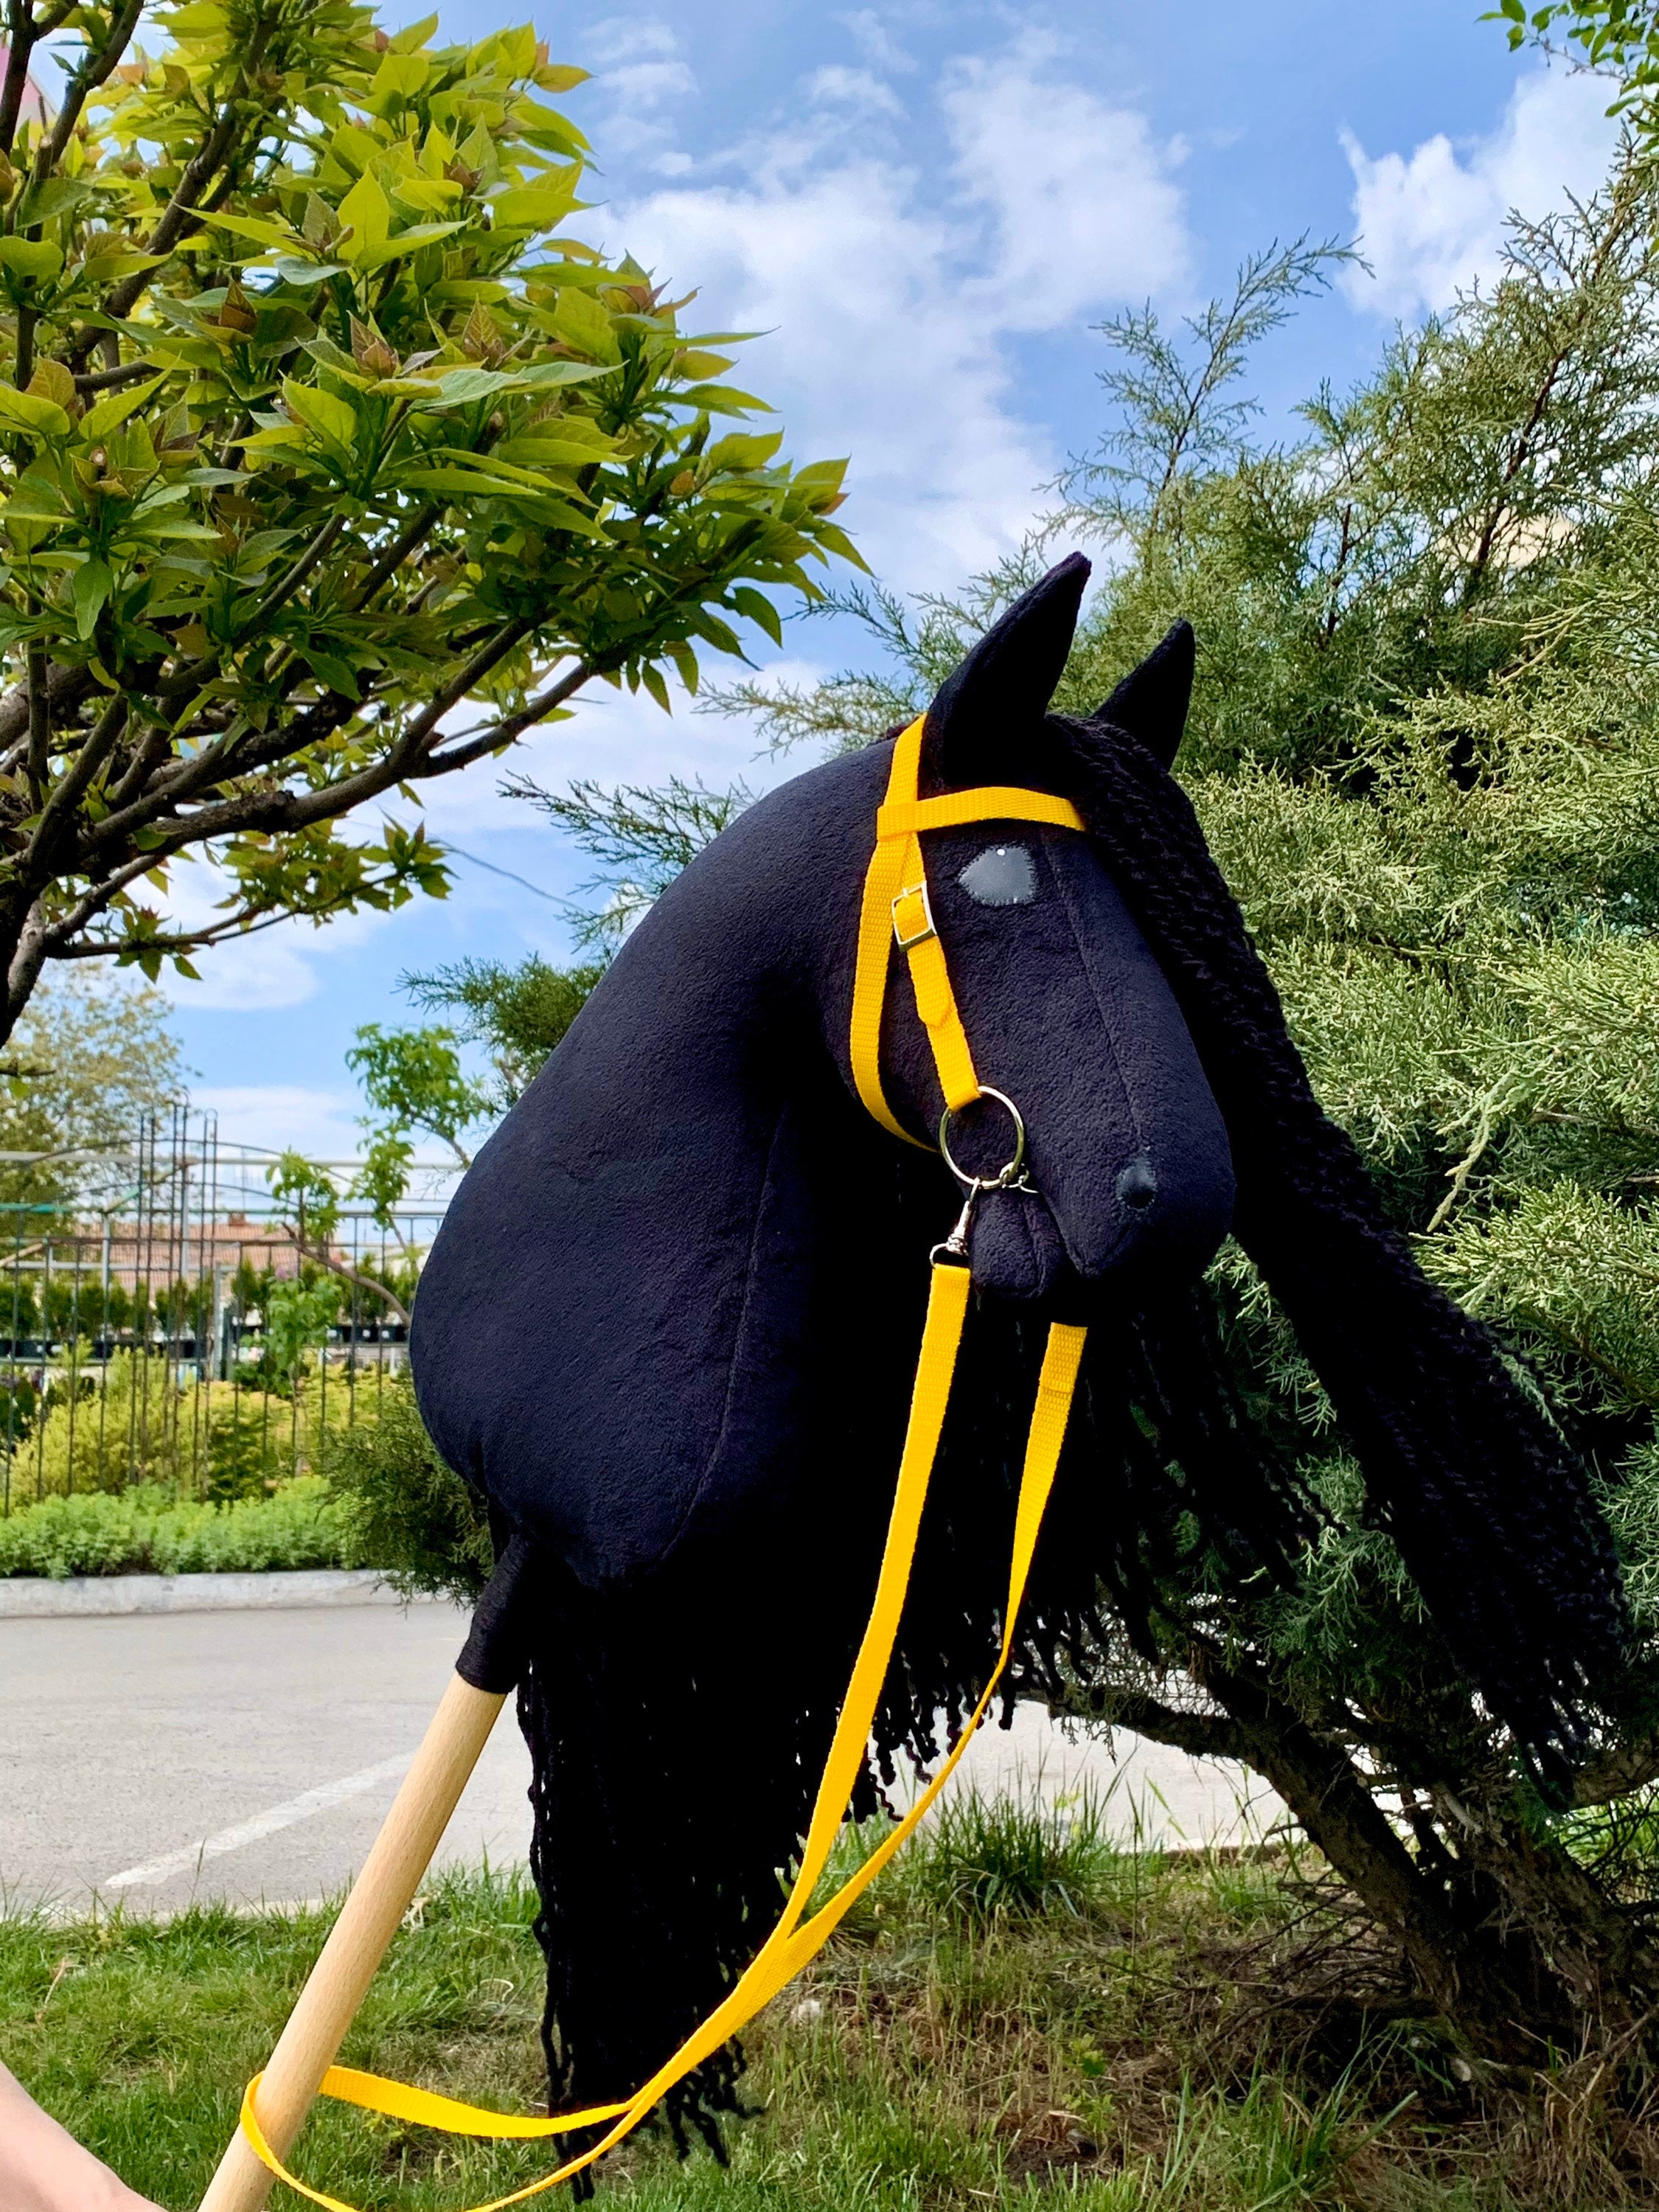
xmin=1183 ymin=1644 xmax=1570 ymax=2063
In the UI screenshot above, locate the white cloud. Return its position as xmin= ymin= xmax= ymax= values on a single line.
xmin=840 ymin=10 xmax=914 ymax=74
xmin=808 ymin=65 xmax=903 ymax=116
xmin=195 ymin=1083 xmax=362 ymax=1164
xmin=582 ymin=18 xmax=696 ymax=160
xmin=605 ymin=60 xmax=695 ymax=108
xmin=582 ymin=18 xmax=679 ymax=64
xmin=1342 ymin=66 xmax=1618 ymax=319
xmin=599 ymin=44 xmax=1189 ymax=592
xmin=942 ymin=46 xmax=1189 ymax=333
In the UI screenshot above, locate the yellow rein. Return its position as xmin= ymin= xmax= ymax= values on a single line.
xmin=240 ymin=717 xmax=1091 ymax=2210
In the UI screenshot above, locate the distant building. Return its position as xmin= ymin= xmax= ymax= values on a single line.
xmin=0 ymin=47 xmax=53 ymax=130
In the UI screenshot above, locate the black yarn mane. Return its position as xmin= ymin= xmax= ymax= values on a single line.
xmin=1056 ymin=709 xmax=1627 ymax=1758
xmin=510 ymin=709 xmax=1627 ymax=2173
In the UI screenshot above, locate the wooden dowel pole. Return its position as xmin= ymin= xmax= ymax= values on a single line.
xmin=198 ymin=1672 xmax=507 ymax=2212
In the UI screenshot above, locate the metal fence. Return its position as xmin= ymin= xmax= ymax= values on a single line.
xmin=0 ymin=1107 xmax=449 ymax=1513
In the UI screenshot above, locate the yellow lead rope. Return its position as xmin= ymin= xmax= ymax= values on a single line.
xmin=240 ymin=1270 xmax=1085 ymax=2210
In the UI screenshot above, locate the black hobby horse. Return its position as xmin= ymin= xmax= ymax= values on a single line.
xmin=400 ymin=554 xmax=1625 ymax=2160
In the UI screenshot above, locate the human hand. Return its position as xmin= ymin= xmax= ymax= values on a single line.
xmin=0 ymin=2060 xmax=164 ymax=2211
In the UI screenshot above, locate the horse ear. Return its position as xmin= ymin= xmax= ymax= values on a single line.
xmin=1094 ymin=621 xmax=1195 ymax=771
xmin=922 ymin=553 xmax=1090 ymax=787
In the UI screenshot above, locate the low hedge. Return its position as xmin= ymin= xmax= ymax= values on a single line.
xmin=0 ymin=1477 xmax=364 ymax=1579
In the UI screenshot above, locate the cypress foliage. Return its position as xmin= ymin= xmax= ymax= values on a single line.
xmin=707 ymin=148 xmax=1659 ymax=2062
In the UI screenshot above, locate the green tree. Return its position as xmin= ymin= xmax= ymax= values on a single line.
xmin=401 ymin=952 xmax=602 ymax=1110
xmin=0 ymin=967 xmax=181 ymax=1204
xmin=505 ymin=770 xmax=754 ymax=947
xmin=345 ymin=1019 xmax=485 ymax=1166
xmin=0 ymin=0 xmax=858 ymax=1040
xmin=324 ymin=1366 xmax=489 ymax=1599
xmin=701 ymin=152 xmax=1659 ymax=2073
xmin=1491 ymin=0 xmax=1659 ymax=118
xmin=265 ymin=1144 xmax=405 ymax=1320
xmin=260 ymin=1273 xmax=339 ymax=1395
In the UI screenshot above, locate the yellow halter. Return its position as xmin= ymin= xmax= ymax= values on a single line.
xmin=851 ymin=713 xmax=1086 ymax=1138
xmin=236 ymin=720 xmax=1096 ymax=2212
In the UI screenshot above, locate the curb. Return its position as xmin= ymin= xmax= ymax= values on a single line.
xmin=0 ymin=1568 xmax=425 ymax=1618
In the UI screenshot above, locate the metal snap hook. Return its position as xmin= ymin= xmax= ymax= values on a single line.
xmin=931 ymin=1088 xmax=1033 ymax=1267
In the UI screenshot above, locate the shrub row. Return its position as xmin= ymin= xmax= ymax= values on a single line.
xmin=0 ymin=1478 xmax=364 ymax=1579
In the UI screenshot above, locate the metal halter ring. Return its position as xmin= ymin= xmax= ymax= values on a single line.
xmin=937 ymin=1087 xmax=1029 ymax=1193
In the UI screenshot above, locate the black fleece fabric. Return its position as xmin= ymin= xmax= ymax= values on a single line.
xmin=410 ymin=554 xmax=1627 ymax=2145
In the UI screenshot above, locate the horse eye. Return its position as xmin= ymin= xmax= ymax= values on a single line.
xmin=959 ymin=844 xmax=1037 ymax=908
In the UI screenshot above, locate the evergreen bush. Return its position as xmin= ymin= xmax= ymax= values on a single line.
xmin=0 ymin=1475 xmax=358 ymax=1574
xmin=700 ymin=153 xmax=1659 ymax=2075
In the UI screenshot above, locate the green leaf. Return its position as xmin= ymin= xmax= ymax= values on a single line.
xmin=355 ymin=220 xmax=467 ymax=272
xmin=74 ymin=556 xmax=113 ymax=639
xmin=117 ymin=521 xmax=223 ymax=543
xmin=547 ymin=288 xmax=619 ymax=363
xmin=298 ymin=645 xmax=362 ymax=699
xmin=811 ymin=520 xmax=867 ymax=570
xmin=793 ymin=457 xmax=850 ymax=491
xmin=679 ymin=384 xmax=773 ymax=417
xmin=282 ymin=379 xmax=359 ymax=451
xmin=270 ymin=256 xmax=347 ymax=287
xmin=490 ymin=184 xmax=577 ymax=232
xmin=80 ymin=373 xmax=170 ymax=445
xmin=392 ymin=467 xmax=537 ymax=498
xmin=674 ymin=350 xmax=735 ymax=380
xmin=731 ymin=586 xmax=783 ymax=647
xmin=13 ymin=178 xmax=95 ymax=229
xmin=708 ymin=431 xmax=785 ymax=473
xmin=495 ymin=433 xmax=616 ymax=467
xmin=370 ymin=49 xmax=429 ymax=97
xmin=202 ymin=211 xmax=304 ymax=251
xmin=515 ymin=361 xmax=615 ymax=390
xmin=426 ymin=281 xmax=512 ymax=305
xmin=335 ymin=171 xmax=392 ymax=263
xmin=0 ymin=238 xmax=63 ymax=281
xmin=239 ymin=424 xmax=310 ymax=454
xmin=0 ymin=387 xmax=72 ymax=438
xmin=641 ymin=661 xmax=671 ymax=713
xmin=388 ymin=10 xmax=439 ymax=49
xmin=689 ymin=609 xmax=743 ymax=657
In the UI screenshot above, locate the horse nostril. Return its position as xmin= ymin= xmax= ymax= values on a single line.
xmin=1116 ymin=1154 xmax=1158 ymax=1211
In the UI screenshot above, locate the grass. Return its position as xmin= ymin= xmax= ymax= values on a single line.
xmin=0 ymin=1795 xmax=1641 ymax=2211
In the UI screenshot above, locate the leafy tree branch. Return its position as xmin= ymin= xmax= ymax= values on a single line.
xmin=0 ymin=0 xmax=859 ymax=1044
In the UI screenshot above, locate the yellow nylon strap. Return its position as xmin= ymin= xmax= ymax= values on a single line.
xmin=848 ymin=717 xmax=1086 ymax=1137
xmin=238 ymin=1269 xmax=1088 ymax=2212
xmin=876 ymin=789 xmax=1085 ymax=841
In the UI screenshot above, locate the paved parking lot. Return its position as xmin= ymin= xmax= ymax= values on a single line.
xmin=0 ymin=1599 xmax=1285 ymax=1917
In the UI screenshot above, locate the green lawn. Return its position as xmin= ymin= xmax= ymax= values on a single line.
xmin=0 ymin=1798 xmax=1624 ymax=2211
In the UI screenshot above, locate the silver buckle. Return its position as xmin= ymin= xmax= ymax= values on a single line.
xmin=891 ymin=879 xmax=936 ymax=951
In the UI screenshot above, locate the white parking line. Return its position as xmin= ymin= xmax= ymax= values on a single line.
xmin=101 ymin=1753 xmax=411 ymax=1891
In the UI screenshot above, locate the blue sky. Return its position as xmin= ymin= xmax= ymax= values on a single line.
xmin=139 ymin=0 xmax=1619 ymax=1156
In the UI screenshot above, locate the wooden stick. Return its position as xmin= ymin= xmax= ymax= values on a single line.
xmin=198 ymin=1672 xmax=507 ymax=2212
